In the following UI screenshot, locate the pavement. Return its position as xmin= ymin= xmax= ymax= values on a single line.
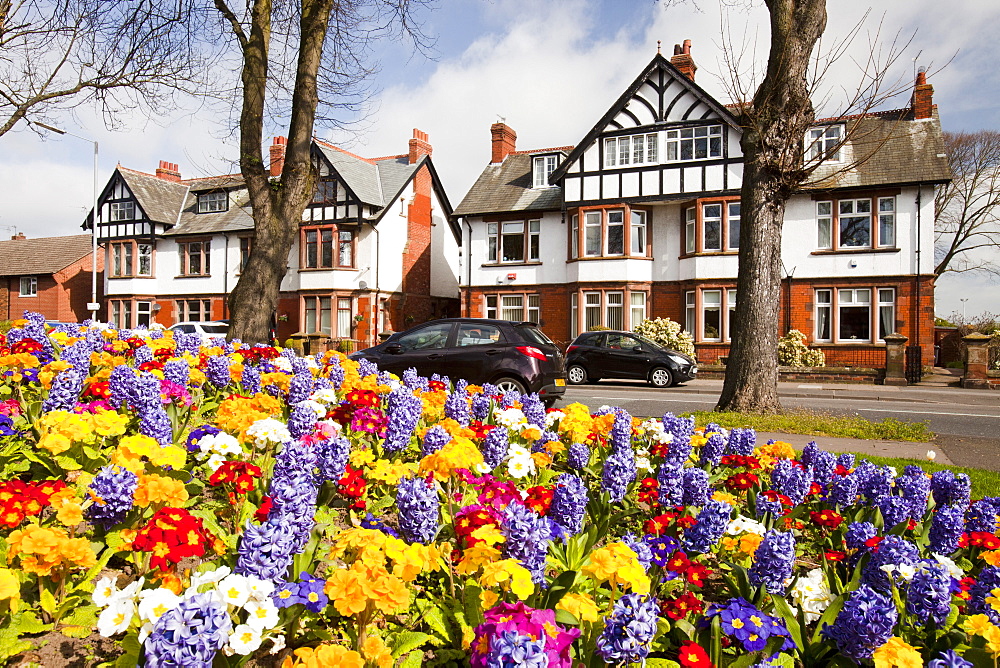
xmin=667 ymin=374 xmax=1000 ymax=467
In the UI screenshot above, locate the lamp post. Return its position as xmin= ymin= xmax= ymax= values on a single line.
xmin=34 ymin=122 xmax=101 ymax=323
xmin=961 ymin=298 xmax=969 ymax=323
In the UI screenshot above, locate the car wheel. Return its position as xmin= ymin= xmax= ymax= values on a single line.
xmin=649 ymin=367 xmax=673 ymax=388
xmin=567 ymin=365 xmax=589 ymax=385
xmin=494 ymin=377 xmax=527 ymax=395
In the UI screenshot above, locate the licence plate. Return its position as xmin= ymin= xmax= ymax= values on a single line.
xmin=555 ymin=378 xmax=566 ymax=386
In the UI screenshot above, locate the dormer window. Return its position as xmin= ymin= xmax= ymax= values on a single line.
xmin=533 ymin=155 xmax=558 ymax=188
xmin=807 ymin=125 xmax=843 ymax=162
xmin=198 ymin=191 xmax=228 ymax=213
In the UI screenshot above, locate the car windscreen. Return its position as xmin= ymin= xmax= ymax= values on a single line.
xmin=201 ymin=324 xmax=229 ymax=334
xmin=635 ymin=334 xmax=666 ymax=351
xmin=517 ymin=325 xmax=554 ymax=346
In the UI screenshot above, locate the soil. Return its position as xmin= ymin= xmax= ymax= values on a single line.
xmin=11 ymin=631 xmax=123 ymax=668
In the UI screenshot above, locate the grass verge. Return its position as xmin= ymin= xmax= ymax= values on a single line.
xmin=844 ymin=453 xmax=1000 ymax=499
xmin=682 ymin=409 xmax=934 ymax=443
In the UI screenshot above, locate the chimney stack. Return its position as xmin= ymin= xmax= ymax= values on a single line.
xmin=408 ymin=128 xmax=432 ymax=164
xmin=671 ymin=39 xmax=697 ymax=81
xmin=155 ymin=161 xmax=181 ymax=182
xmin=490 ymin=122 xmax=517 ymax=164
xmin=10 ymin=233 xmax=25 ymax=240
xmin=911 ymin=68 xmax=934 ymax=120
xmin=270 ymin=136 xmax=287 ymax=177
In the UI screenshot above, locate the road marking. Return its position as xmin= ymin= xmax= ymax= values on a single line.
xmin=797 ymin=384 xmax=823 ymax=389
xmin=848 ymin=407 xmax=1000 ymax=419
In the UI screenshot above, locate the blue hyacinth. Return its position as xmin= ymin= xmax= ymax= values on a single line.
xmin=163 ymin=358 xmax=190 ymax=387
xmin=397 ymin=475 xmax=440 ymax=545
xmin=315 ymin=435 xmax=350 ymax=484
xmin=205 ymin=354 xmax=231 ymax=388
xmin=444 ymin=387 xmax=470 ymax=426
xmin=502 ymin=502 xmax=555 ymax=584
xmin=421 ymin=424 xmax=451 ymax=457
xmin=844 ymin=522 xmax=878 ymax=552
xmin=681 ymin=467 xmax=710 ymax=507
xmin=968 ymin=565 xmax=1000 ymax=624
xmin=931 ymin=470 xmax=972 ymax=508
xmin=471 ymin=392 xmax=491 ymax=421
xmin=699 ymin=432 xmax=726 ymax=467
xmin=566 ymin=441 xmax=590 ymax=470
xmin=521 ymin=394 xmax=546 ymax=428
xmin=657 ymin=462 xmax=684 ymax=507
xmin=384 ymin=386 xmax=423 ymax=453
xmin=486 ymin=631 xmax=548 ymax=668
xmin=862 ymin=535 xmax=919 ymax=591
xmin=143 ymin=592 xmax=231 ymax=667
xmin=287 ymin=402 xmax=318 ymax=440
xmin=906 ymin=561 xmax=952 ymax=625
xmin=595 ymin=593 xmax=660 ymax=664
xmin=86 ymin=466 xmax=138 ymax=528
xmin=549 ymin=473 xmax=587 ymax=536
xmin=928 ymin=649 xmax=974 ymax=668
xmin=481 ymin=424 xmax=509 ymax=470
xmin=602 ymin=409 xmax=636 ymax=502
xmin=828 ymin=474 xmax=860 ymax=508
xmin=929 ymin=504 xmax=965 ymax=555
xmin=748 ymin=530 xmax=795 ymax=595
xmin=726 ymin=428 xmax=756 ymax=456
xmin=823 ymin=585 xmax=897 ymax=662
xmin=684 ymin=499 xmax=732 ymax=553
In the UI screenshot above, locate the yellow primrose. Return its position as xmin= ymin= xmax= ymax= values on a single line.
xmin=873 ymin=637 xmax=922 ymax=668
xmin=419 ymin=437 xmax=484 ymax=481
xmin=457 ymin=544 xmax=503 ymax=575
xmin=479 ymin=559 xmax=533 ymax=600
xmin=582 ymin=542 xmax=650 ymax=594
xmin=366 ymin=459 xmax=415 ymax=485
xmin=963 ymin=614 xmax=995 ymax=637
xmin=91 ymin=410 xmax=130 ymax=437
xmin=349 ymin=449 xmax=377 ymax=468
xmin=558 ymin=403 xmax=594 ymax=443
xmin=556 ymin=592 xmax=600 ymax=623
xmin=0 ymin=568 xmax=20 ymax=612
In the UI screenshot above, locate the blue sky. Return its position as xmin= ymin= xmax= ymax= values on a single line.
xmin=2 ymin=0 xmax=998 ymax=320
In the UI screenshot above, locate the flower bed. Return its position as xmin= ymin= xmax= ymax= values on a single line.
xmin=0 ymin=312 xmax=997 ymax=667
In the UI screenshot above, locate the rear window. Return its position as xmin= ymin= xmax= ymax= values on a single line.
xmin=516 ymin=325 xmax=554 ymax=346
xmin=574 ymin=332 xmax=602 ymax=346
xmin=201 ymin=324 xmax=229 ymax=334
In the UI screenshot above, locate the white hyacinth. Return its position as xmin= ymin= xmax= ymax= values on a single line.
xmin=789 ymin=568 xmax=834 ymax=623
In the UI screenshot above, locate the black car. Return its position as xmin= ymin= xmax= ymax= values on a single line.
xmin=349 ymin=318 xmax=567 ymax=404
xmin=565 ymin=330 xmax=697 ymax=387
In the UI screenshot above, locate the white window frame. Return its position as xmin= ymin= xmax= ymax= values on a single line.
xmin=877 ymin=288 xmax=896 ymax=340
xmin=838 ymin=198 xmax=872 ymax=249
xmin=179 ymin=299 xmax=212 ymax=323
xmin=727 ymin=203 xmax=741 ymax=251
xmin=110 ymin=201 xmax=135 ymax=222
xmin=533 ymin=155 xmax=558 ymax=188
xmin=685 ymin=208 xmax=696 ymax=254
xmin=630 ymin=292 xmax=647 ymax=330
xmin=665 ymin=125 xmax=723 ymax=162
xmin=136 ymin=301 xmax=152 ymax=328
xmin=815 ymin=289 xmax=833 ymax=342
xmin=486 ymin=220 xmax=540 ymax=264
xmin=685 ymin=291 xmax=696 ymax=335
xmin=702 ymin=204 xmax=723 ymax=252
xmin=702 ymin=289 xmax=723 ymax=341
xmin=19 ymin=276 xmax=37 ymax=297
xmin=180 ymin=240 xmax=211 ymax=276
xmin=816 ymin=196 xmax=896 ymax=251
xmin=605 ymin=133 xmax=658 ymax=167
xmin=484 ymin=294 xmax=540 ymax=323
xmin=337 ymin=298 xmax=353 ymax=338
xmin=570 ymin=293 xmax=579 ymax=338
xmin=197 ymin=191 xmax=228 ymax=213
xmin=570 ymin=215 xmax=579 ymax=258
xmin=584 ymin=212 xmax=602 ymax=257
xmin=631 ymin=211 xmax=647 ymax=255
xmin=877 ymin=197 xmax=896 ymax=248
xmin=837 ymin=288 xmax=872 ymax=342
xmin=817 ymin=201 xmax=833 ymax=249
xmin=807 ymin=125 xmax=843 ymax=163
xmin=112 ymin=242 xmax=133 ymax=277
xmin=303 ymin=295 xmax=332 ymax=335
xmin=485 ymin=295 xmax=497 ymax=319
xmin=726 ymin=290 xmax=737 ymax=341
xmin=137 ymin=243 xmax=153 ymax=276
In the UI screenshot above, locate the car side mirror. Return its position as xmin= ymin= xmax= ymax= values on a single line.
xmin=385 ymin=344 xmax=403 ymax=354
xmin=632 ymin=346 xmax=643 ymax=353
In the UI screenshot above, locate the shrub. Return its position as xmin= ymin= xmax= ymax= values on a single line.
xmin=633 ymin=317 xmax=696 ymax=358
xmin=778 ymin=330 xmax=826 ymax=367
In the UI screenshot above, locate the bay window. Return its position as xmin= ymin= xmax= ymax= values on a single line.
xmin=683 ymin=287 xmax=738 ymax=341
xmin=702 ymin=290 xmax=722 ymax=341
xmin=630 ymin=292 xmax=647 ymax=328
xmin=302 ymin=226 xmax=355 ymax=269
xmin=631 ymin=211 xmax=647 ymax=254
xmin=303 ymin=296 xmax=332 ymax=334
xmin=574 ymin=289 xmax=646 ymax=332
xmin=110 ymin=241 xmax=153 ymax=277
xmin=337 ymin=298 xmax=353 ymax=338
xmin=683 ymin=200 xmax=740 ymax=254
xmin=571 ymin=207 xmax=650 ymax=259
xmin=178 ymin=299 xmax=212 ymax=322
xmin=606 ymin=211 xmax=624 ymax=255
xmin=815 ymin=195 xmax=896 ymax=250
xmin=685 ymin=291 xmax=696 ymax=334
xmin=814 ymin=287 xmax=897 ymax=343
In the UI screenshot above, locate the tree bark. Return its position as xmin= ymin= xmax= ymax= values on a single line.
xmin=225 ymin=0 xmax=335 ymax=344
xmin=716 ymin=0 xmax=827 ymax=413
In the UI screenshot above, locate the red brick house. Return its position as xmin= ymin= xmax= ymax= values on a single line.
xmin=0 ymin=233 xmax=104 ymax=323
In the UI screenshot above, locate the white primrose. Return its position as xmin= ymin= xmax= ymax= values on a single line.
xmin=138 ymin=588 xmax=181 ymax=625
xmin=228 ymin=624 xmax=264 ymax=655
xmin=217 ymin=573 xmax=254 ymax=608
xmin=244 ymin=599 xmax=280 ymax=631
xmin=97 ymin=598 xmax=136 ymax=637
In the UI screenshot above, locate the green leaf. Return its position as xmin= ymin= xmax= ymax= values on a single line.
xmin=39 ymin=586 xmax=57 ymax=614
xmin=769 ymin=594 xmax=804 ymax=652
xmin=554 ymin=609 xmax=579 ymax=626
xmin=60 ymin=604 xmax=99 ymax=629
xmin=59 ymin=625 xmax=92 ymax=639
xmin=730 ymin=653 xmax=763 ymax=668
xmin=398 ymin=651 xmax=424 ymax=668
xmin=645 ymin=660 xmax=680 ymax=668
xmin=390 ymin=631 xmax=432 ymax=659
xmin=54 ymin=454 xmax=83 ymax=471
xmin=416 ymin=601 xmax=450 ymax=643
xmin=463 ymin=582 xmax=485 ymax=628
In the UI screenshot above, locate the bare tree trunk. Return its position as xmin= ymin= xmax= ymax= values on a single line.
xmin=224 ymin=0 xmax=334 ymax=344
xmin=716 ymin=0 xmax=827 ymax=413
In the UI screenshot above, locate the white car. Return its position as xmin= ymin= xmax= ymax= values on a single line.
xmin=167 ymin=321 xmax=229 ymax=343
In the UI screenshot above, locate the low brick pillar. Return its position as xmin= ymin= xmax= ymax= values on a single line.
xmin=963 ymin=332 xmax=992 ymax=389
xmin=883 ymin=333 xmax=908 ymax=385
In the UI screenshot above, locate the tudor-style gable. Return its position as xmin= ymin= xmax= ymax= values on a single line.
xmin=553 ymin=47 xmax=743 ymax=206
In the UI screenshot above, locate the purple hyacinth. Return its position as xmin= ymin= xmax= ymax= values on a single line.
xmin=602 ymin=409 xmax=636 ymax=502
xmin=287 ymin=367 xmax=314 ymax=405
xmin=823 ymin=585 xmax=897 ymax=662
xmin=240 ymin=362 xmax=261 ymax=395
xmin=132 ymin=345 xmax=153 ymax=368
xmin=384 ymin=386 xmax=423 ymax=453
xmin=356 ymin=358 xmax=379 ymax=377
xmin=878 ymin=493 xmax=911 ymax=529
xmin=421 ymin=424 xmax=451 ymax=457
xmin=859 ymin=464 xmax=894 ymax=504
xmin=657 ymin=462 xmax=684 ymax=507
xmin=315 ymin=435 xmax=350 ymax=484
xmin=471 ymin=392 xmax=491 ymax=421
xmin=502 ymin=502 xmax=555 ymax=584
xmin=521 ymin=394 xmax=546 ymax=428
xmin=828 ymin=474 xmax=860 ymax=508
xmin=42 ymin=361 xmax=86 ymax=412
xmin=898 ymin=467 xmax=931 ymax=521
xmin=566 ymin=442 xmax=590 ymax=471
xmin=444 ymin=388 xmax=471 ymax=426
xmin=236 ymin=520 xmax=301 ymax=582
xmin=906 ymin=561 xmax=952 ymax=625
xmin=287 ymin=402 xmax=318 ymax=440
xmin=143 ymin=592 xmax=231 ymax=668
xmin=622 ymin=532 xmax=653 ymax=570
xmin=397 ymin=475 xmax=440 ymax=545
xmin=163 ymin=359 xmax=190 ymax=387
xmin=681 ymin=467 xmax=710 ymax=507
xmin=808 ymin=449 xmax=837 ymax=490
xmin=699 ymin=432 xmax=726 ymax=467
xmin=928 ymin=650 xmax=974 ymax=668
xmin=205 ymin=355 xmax=232 ymax=389
xmin=965 ymin=498 xmax=1000 ymax=533
xmin=968 ymin=566 xmax=1000 ymax=624
xmin=748 ymin=530 xmax=795 ymax=595
xmin=726 ymin=428 xmax=756 ymax=456
xmin=172 ymin=331 xmax=202 ymax=356
xmin=481 ymin=424 xmax=509 ymax=470
xmin=131 ymin=371 xmax=172 ymax=446
xmin=325 ymin=357 xmax=345 ymax=389
xmin=22 ymin=312 xmax=55 ymax=358
xmin=595 ymin=593 xmax=660 ymax=664
xmin=837 ymin=453 xmax=856 ymax=469
xmin=661 ymin=412 xmax=694 ymax=465
xmin=862 ymin=535 xmax=919 ymax=590
xmin=684 ymin=499 xmax=733 ymax=553
xmin=86 ymin=466 xmax=138 ymax=528
xmin=845 ymin=522 xmax=878 ymax=551
xmin=771 ymin=459 xmax=811 ymax=506
xmin=929 ymin=504 xmax=965 ymax=555
xmin=931 ymin=470 xmax=972 ymax=509
xmin=549 ymin=473 xmax=587 ymax=536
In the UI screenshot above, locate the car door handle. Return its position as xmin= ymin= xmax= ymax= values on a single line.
xmin=485 ymin=349 xmax=503 ymax=355
xmin=427 ymin=353 xmax=444 ymax=360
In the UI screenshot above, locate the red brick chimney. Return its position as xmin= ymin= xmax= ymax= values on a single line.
xmin=155 ymin=161 xmax=181 ymax=181
xmin=490 ymin=122 xmax=517 ymax=164
xmin=10 ymin=233 xmax=25 ymax=240
xmin=671 ymin=39 xmax=697 ymax=81
xmin=911 ymin=68 xmax=934 ymax=120
xmin=408 ymin=129 xmax=432 ymax=164
xmin=270 ymin=136 xmax=287 ymax=177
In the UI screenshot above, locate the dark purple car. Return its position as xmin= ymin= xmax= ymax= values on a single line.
xmin=349 ymin=318 xmax=567 ymax=405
